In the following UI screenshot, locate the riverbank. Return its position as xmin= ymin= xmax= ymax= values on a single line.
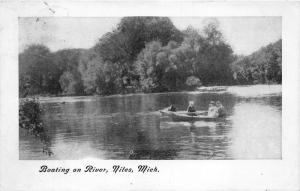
xmin=20 ymin=84 xmax=282 ymax=104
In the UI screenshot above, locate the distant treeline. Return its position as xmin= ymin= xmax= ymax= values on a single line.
xmin=231 ymin=39 xmax=282 ymax=85
xmin=19 ymin=17 xmax=282 ymax=97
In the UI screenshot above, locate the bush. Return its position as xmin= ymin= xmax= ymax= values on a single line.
xmin=185 ymin=76 xmax=202 ymax=90
xmin=19 ymin=98 xmax=44 ymax=135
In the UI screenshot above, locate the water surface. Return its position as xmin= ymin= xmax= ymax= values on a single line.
xmin=19 ymin=85 xmax=282 ymax=160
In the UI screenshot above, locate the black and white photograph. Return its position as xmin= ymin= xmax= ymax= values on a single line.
xmin=19 ymin=16 xmax=282 ymax=160
xmin=1 ymin=1 xmax=300 ymax=191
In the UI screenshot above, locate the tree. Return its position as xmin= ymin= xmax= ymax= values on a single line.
xmin=195 ymin=23 xmax=235 ymax=85
xmin=19 ymin=44 xmax=61 ymax=96
xmin=134 ymin=41 xmax=163 ymax=92
xmin=134 ymin=40 xmax=191 ymax=92
xmin=52 ymin=49 xmax=84 ymax=95
xmin=59 ymin=71 xmax=82 ymax=95
xmin=78 ymin=48 xmax=126 ymax=95
xmin=231 ymin=39 xmax=282 ymax=84
xmin=78 ymin=50 xmax=103 ymax=95
xmin=134 ymin=22 xmax=236 ymax=92
xmin=93 ymin=17 xmax=184 ymax=93
xmin=19 ymin=18 xmax=281 ymax=97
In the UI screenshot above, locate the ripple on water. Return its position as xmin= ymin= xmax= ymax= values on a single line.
xmin=20 ymin=85 xmax=281 ymax=160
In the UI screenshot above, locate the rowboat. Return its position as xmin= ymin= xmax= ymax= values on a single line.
xmin=159 ymin=109 xmax=207 ymax=116
xmin=159 ymin=109 xmax=224 ymax=122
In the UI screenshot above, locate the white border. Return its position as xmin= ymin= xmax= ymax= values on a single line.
xmin=1 ymin=1 xmax=300 ymax=190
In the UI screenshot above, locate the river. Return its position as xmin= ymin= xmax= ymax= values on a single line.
xmin=19 ymin=85 xmax=282 ymax=160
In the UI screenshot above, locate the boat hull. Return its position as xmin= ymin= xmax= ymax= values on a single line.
xmin=171 ymin=113 xmax=223 ymax=122
xmin=159 ymin=109 xmax=223 ymax=122
xmin=159 ymin=110 xmax=207 ymax=116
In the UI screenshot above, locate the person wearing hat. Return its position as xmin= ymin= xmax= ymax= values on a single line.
xmin=216 ymin=101 xmax=226 ymax=117
xmin=186 ymin=101 xmax=197 ymax=116
xmin=208 ymin=101 xmax=219 ymax=117
xmin=168 ymin=104 xmax=177 ymax=112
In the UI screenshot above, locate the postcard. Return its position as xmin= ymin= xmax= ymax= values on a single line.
xmin=0 ymin=1 xmax=299 ymax=190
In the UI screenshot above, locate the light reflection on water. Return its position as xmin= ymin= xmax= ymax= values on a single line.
xmin=229 ymin=102 xmax=281 ymax=159
xmin=19 ymin=86 xmax=282 ymax=160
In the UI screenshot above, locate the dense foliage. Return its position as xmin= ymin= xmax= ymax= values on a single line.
xmin=19 ymin=98 xmax=53 ymax=156
xmin=231 ymin=39 xmax=282 ymax=84
xmin=19 ymin=45 xmax=61 ymax=96
xmin=19 ymin=17 xmax=282 ymax=97
xmin=19 ymin=98 xmax=44 ymax=135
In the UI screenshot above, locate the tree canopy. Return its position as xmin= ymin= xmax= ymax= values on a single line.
xmin=19 ymin=44 xmax=60 ymax=96
xmin=19 ymin=17 xmax=282 ymax=97
xmin=231 ymin=39 xmax=282 ymax=84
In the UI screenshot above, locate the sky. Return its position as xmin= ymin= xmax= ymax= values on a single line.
xmin=19 ymin=17 xmax=281 ymax=55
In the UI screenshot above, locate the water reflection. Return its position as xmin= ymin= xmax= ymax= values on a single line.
xmin=20 ymin=87 xmax=281 ymax=160
xmin=229 ymin=102 xmax=281 ymax=159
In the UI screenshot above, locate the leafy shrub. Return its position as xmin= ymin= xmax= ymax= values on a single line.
xmin=19 ymin=98 xmax=54 ymax=156
xmin=19 ymin=98 xmax=44 ymax=135
xmin=185 ymin=76 xmax=202 ymax=90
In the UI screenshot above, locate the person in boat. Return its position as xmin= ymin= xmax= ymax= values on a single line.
xmin=216 ymin=101 xmax=226 ymax=117
xmin=186 ymin=101 xmax=197 ymax=116
xmin=168 ymin=104 xmax=177 ymax=112
xmin=207 ymin=101 xmax=219 ymax=118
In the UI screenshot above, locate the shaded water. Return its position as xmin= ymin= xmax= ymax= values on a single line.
xmin=19 ymin=85 xmax=282 ymax=160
